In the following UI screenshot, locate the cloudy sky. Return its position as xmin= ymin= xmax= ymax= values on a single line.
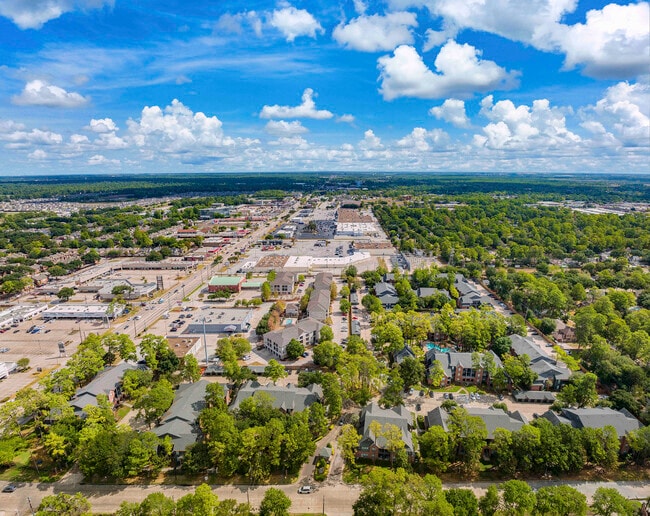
xmin=0 ymin=0 xmax=648 ymax=175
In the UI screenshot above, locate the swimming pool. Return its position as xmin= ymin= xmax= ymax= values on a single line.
xmin=283 ymin=318 xmax=295 ymax=326
xmin=425 ymin=342 xmax=450 ymax=353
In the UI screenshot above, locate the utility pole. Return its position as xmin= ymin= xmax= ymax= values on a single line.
xmin=27 ymin=496 xmax=35 ymax=516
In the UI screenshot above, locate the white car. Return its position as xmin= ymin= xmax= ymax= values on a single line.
xmin=298 ymin=485 xmax=313 ymax=494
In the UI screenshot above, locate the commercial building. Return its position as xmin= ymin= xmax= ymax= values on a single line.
xmin=42 ymin=303 xmax=125 ymax=320
xmin=0 ymin=304 xmax=48 ymax=329
xmin=185 ymin=309 xmax=253 ymax=334
xmin=208 ymin=275 xmax=245 ymax=293
xmin=78 ymin=279 xmax=157 ymax=301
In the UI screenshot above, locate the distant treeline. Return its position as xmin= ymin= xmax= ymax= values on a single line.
xmin=0 ymin=172 xmax=649 ymax=202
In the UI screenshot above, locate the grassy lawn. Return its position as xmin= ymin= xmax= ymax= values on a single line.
xmin=432 ymin=385 xmax=462 ymax=393
xmin=116 ymin=405 xmax=131 ymax=421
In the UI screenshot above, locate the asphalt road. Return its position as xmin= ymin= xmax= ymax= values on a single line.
xmin=1 ymin=478 xmax=648 ymax=515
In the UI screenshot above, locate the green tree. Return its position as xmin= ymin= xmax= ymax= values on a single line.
xmin=478 ymin=485 xmax=500 ymax=516
xmin=81 ymin=249 xmax=100 ymax=265
xmin=286 ymin=339 xmax=305 ymax=360
xmin=501 ymin=479 xmax=536 ymax=516
xmin=398 ymin=356 xmax=425 ymax=390
xmin=57 ymin=286 xmax=75 ymax=301
xmin=591 ymin=487 xmax=641 ymax=516
xmin=492 ymin=336 xmax=512 ymax=358
xmin=264 ymin=359 xmax=287 ymax=385
xmin=447 ymin=407 xmax=488 ymax=477
xmin=122 ymin=368 xmax=154 ymax=402
xmin=362 ymin=294 xmax=383 ymax=313
xmin=338 ymin=424 xmax=361 ymax=466
xmin=379 ymin=369 xmax=404 ymax=409
xmin=419 ymin=425 xmax=450 ymax=472
xmin=137 ymin=492 xmax=176 ymax=516
xmin=445 ymin=488 xmax=478 ymax=516
xmin=627 ymin=426 xmax=650 ymax=465
xmin=179 ymin=354 xmax=201 ymax=383
xmin=373 ymin=321 xmax=404 ymax=354
xmin=340 ymin=298 xmax=351 ymax=314
xmin=320 ymin=325 xmax=334 ymax=342
xmin=261 ymin=281 xmax=272 ymax=301
xmin=308 ymin=402 xmax=329 ymax=438
xmin=503 ymin=354 xmax=537 ymax=390
xmin=259 ymin=488 xmax=291 ymax=516
xmin=557 ymin=372 xmax=598 ymax=408
xmin=534 ymin=485 xmax=587 ymax=516
xmin=135 ymin=378 xmax=175 ymax=426
xmin=36 ymin=493 xmax=91 ymax=516
xmin=313 ymin=340 xmax=342 ymax=369
xmin=490 ymin=428 xmax=516 ymax=475
xmin=428 ymin=360 xmax=446 ymax=388
xmin=205 ymin=382 xmax=227 ymax=411
xmin=175 ymin=483 xmax=220 ymax=516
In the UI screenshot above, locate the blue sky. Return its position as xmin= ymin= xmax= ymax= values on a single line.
xmin=0 ymin=0 xmax=648 ymax=175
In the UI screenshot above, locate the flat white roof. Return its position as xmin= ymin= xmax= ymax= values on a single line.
xmin=43 ymin=304 xmax=120 ymax=315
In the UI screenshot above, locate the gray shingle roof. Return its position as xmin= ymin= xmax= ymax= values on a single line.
xmin=417 ymin=287 xmax=450 ymax=299
xmin=541 ymin=407 xmax=643 ymax=438
xmin=359 ymin=402 xmax=414 ymax=453
xmin=231 ymin=380 xmax=322 ymax=413
xmin=509 ymin=335 xmax=571 ymax=384
xmin=513 ymin=390 xmax=556 ymax=402
xmin=264 ymin=317 xmax=324 ymax=347
xmin=393 ymin=346 xmax=416 ymax=364
xmin=426 ymin=406 xmax=527 ymax=439
xmin=70 ymin=362 xmax=138 ymax=412
xmin=152 ymin=380 xmax=208 ymax=452
xmin=426 ymin=350 xmax=502 ymax=378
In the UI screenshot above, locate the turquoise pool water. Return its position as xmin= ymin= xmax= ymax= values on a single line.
xmin=283 ymin=318 xmax=295 ymax=326
xmin=425 ymin=342 xmax=450 ymax=353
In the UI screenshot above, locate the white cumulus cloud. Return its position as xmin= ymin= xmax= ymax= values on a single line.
xmin=260 ymin=89 xmax=333 ymax=120
xmin=389 ymin=0 xmax=650 ymax=80
xmin=553 ymin=3 xmax=650 ymax=79
xmin=87 ymin=118 xmax=118 ymax=133
xmin=333 ymin=12 xmax=417 ymax=52
xmin=127 ymin=99 xmax=242 ymax=157
xmin=473 ymin=95 xmax=580 ymax=150
xmin=0 ymin=0 xmax=113 ymax=30
xmin=28 ymin=149 xmax=47 ymax=160
xmin=338 ymin=114 xmax=355 ymax=123
xmin=581 ymin=81 xmax=650 ymax=147
xmin=396 ymin=127 xmax=449 ymax=151
xmin=88 ymin=154 xmax=120 ymax=166
xmin=264 ymin=120 xmax=308 ymax=136
xmin=430 ymin=99 xmax=470 ymax=127
xmin=378 ymin=41 xmax=518 ymax=100
xmin=270 ymin=6 xmax=323 ymax=42
xmin=358 ymin=129 xmax=384 ymax=150
xmin=12 ymin=80 xmax=89 ymax=108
